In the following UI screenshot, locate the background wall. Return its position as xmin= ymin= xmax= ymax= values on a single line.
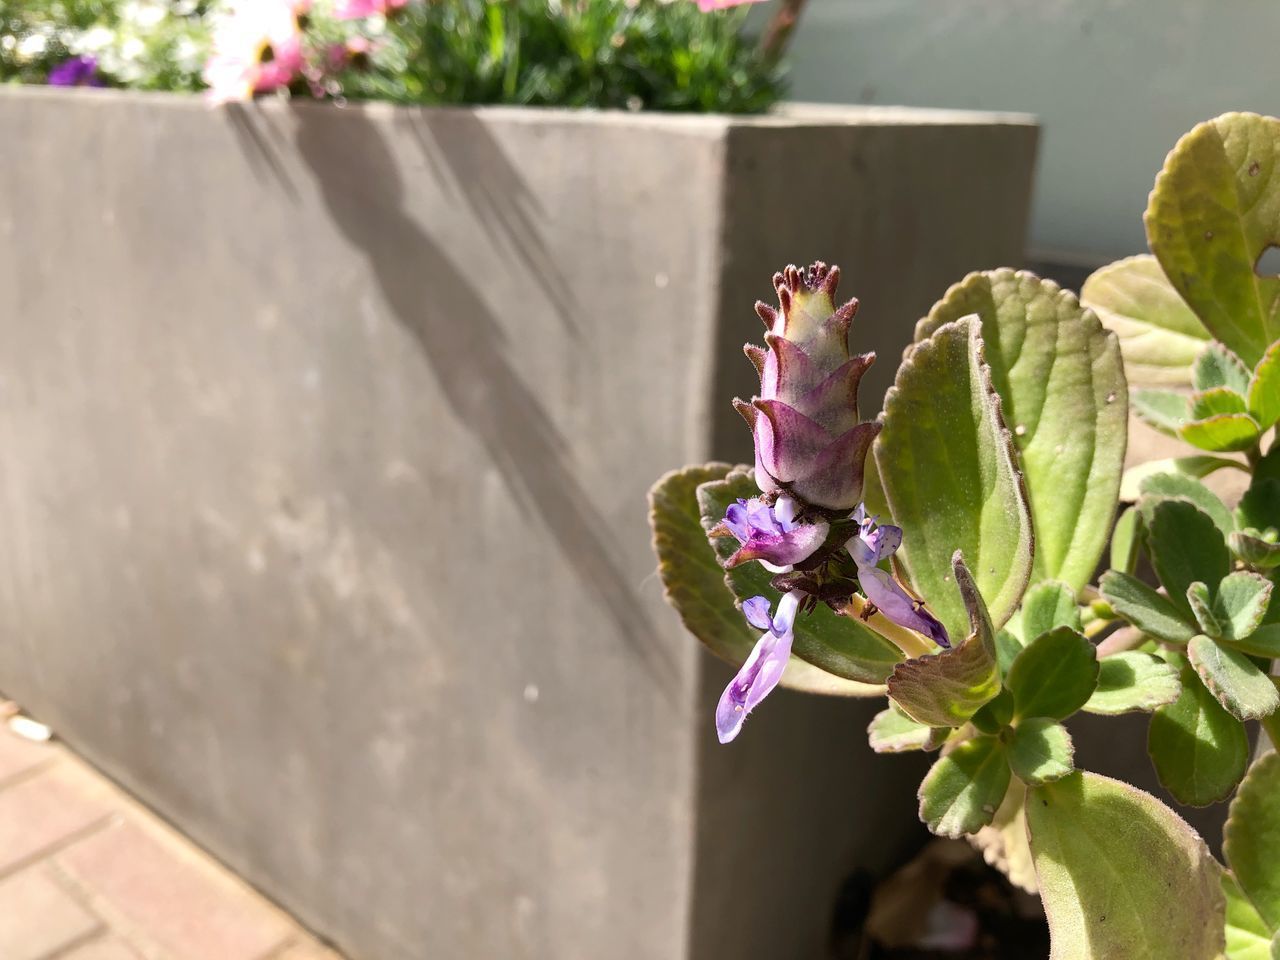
xmin=787 ymin=0 xmax=1278 ymax=265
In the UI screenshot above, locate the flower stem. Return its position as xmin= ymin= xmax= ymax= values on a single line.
xmin=844 ymin=595 xmax=935 ymax=659
xmin=758 ymin=0 xmax=809 ymax=63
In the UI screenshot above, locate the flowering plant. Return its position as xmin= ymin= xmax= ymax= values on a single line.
xmin=649 ymin=111 xmax=1280 ymax=957
xmin=4 ymin=0 xmax=795 ymax=113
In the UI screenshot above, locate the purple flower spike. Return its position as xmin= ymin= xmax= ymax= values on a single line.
xmin=717 ymin=590 xmax=803 ymax=743
xmin=48 ymin=56 xmax=103 ymax=88
xmin=718 ymin=495 xmax=829 ymax=572
xmin=848 ymin=508 xmax=950 ymax=648
xmin=736 ymin=263 xmax=879 ymax=511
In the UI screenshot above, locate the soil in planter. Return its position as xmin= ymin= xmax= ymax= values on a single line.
xmin=829 ymin=839 xmax=1049 ymax=959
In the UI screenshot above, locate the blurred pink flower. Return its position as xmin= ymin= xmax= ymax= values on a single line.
xmin=696 ymin=0 xmax=764 ymax=10
xmin=203 ymin=0 xmax=311 ymax=104
xmin=334 ymin=0 xmax=410 ymax=19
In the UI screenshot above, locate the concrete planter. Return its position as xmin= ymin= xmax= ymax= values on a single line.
xmin=0 ymin=88 xmax=1037 ymax=960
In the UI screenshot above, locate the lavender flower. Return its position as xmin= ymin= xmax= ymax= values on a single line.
xmin=48 ymin=56 xmax=103 ymax=88
xmin=715 ymin=494 xmax=829 ymax=572
xmin=716 ymin=591 xmax=802 ymax=743
xmin=735 ymin=264 xmax=880 ymax=511
xmin=848 ymin=506 xmax=949 ymax=648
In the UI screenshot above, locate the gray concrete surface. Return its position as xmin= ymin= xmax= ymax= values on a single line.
xmin=0 ymin=89 xmax=1037 ymax=960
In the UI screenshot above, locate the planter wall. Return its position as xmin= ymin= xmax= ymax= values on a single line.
xmin=0 ymin=88 xmax=1038 ymax=960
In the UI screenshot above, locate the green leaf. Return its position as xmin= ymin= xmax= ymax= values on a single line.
xmin=877 ymin=316 xmax=1034 ymax=639
xmin=1007 ymin=718 xmax=1074 ymax=785
xmin=1027 ymin=771 xmax=1226 ymax=960
xmin=1223 ymin=624 xmax=1280 ymax=658
xmin=1005 ymin=626 xmax=1099 ymax=721
xmin=1191 ymin=386 xmax=1250 ymax=419
xmin=1083 ymin=651 xmax=1182 ymax=715
xmin=918 ymin=735 xmax=1010 ymax=838
xmin=1121 ymin=455 xmax=1247 ymax=502
xmin=915 ymin=269 xmax=1126 ymax=592
xmin=1223 ymin=872 xmax=1273 ymax=960
xmin=1224 ymin=752 xmax=1280 ymax=932
xmin=1248 ymin=340 xmax=1280 ymax=429
xmin=696 ymin=467 xmax=904 ymax=687
xmin=1188 ymin=634 xmax=1280 ymax=721
xmin=1110 ymin=505 xmax=1143 ymax=574
xmin=1133 ymin=388 xmax=1190 ymax=436
xmin=1237 ymin=479 xmax=1280 ymax=536
xmin=1232 ymin=533 xmax=1280 ymax=571
xmin=1146 ymin=112 xmax=1280 ymax=367
xmin=647 ymin=464 xmax=886 ymax=696
xmin=971 ymin=778 xmax=1038 ymax=894
xmin=1149 ymin=662 xmax=1249 ymax=806
xmin=1147 ymin=499 xmax=1232 ymax=621
xmin=1099 ymin=569 xmax=1196 ymax=643
xmin=886 ymin=553 xmax=1001 ymax=727
xmin=1195 ymin=342 xmax=1254 ymax=395
xmin=1180 ymin=413 xmax=1264 ymax=453
xmin=1140 ymin=471 xmax=1235 ymax=539
xmin=995 ymin=628 xmax=1023 ymax=679
xmin=1188 ymin=581 xmax=1225 ymax=637
xmin=867 ymin=704 xmax=948 ymax=753
xmin=1080 ymin=254 xmax=1210 ymax=387
xmin=1215 ymin=572 xmax=1275 ymax=640
xmin=1020 ymin=581 xmax=1083 ymax=642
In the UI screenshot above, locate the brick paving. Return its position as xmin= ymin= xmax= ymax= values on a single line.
xmin=0 ymin=710 xmax=343 ymax=960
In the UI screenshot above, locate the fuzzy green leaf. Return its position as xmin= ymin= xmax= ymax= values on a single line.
xmin=1188 ymin=581 xmax=1225 ymax=637
xmin=695 ymin=467 xmax=904 ymax=686
xmin=1099 ymin=570 xmax=1196 ymax=643
xmin=1020 ymin=581 xmax=1083 ymax=642
xmin=918 ymin=735 xmax=1010 ymax=838
xmin=1232 ymin=533 xmax=1280 ymax=571
xmin=1215 ymin=572 xmax=1275 ymax=640
xmin=1083 ymin=651 xmax=1181 ymax=715
xmin=647 ymin=464 xmax=886 ymax=696
xmin=1224 ymin=752 xmax=1280 ymax=932
xmin=1180 ymin=413 xmax=1263 ymax=453
xmin=1195 ymin=342 xmax=1254 ymax=395
xmin=1191 ymin=386 xmax=1250 ymax=420
xmin=1146 ymin=112 xmax=1280 ymax=367
xmin=1149 ymin=661 xmax=1249 ymax=806
xmin=1121 ymin=455 xmax=1247 ymax=501
xmin=1110 ymin=506 xmax=1143 ymax=574
xmin=1248 ymin=340 xmax=1280 ymax=429
xmin=867 ymin=704 xmax=948 ymax=754
xmin=886 ymin=553 xmax=1001 ymax=727
xmin=1080 ymin=254 xmax=1210 ymax=387
xmin=1008 ymin=718 xmax=1074 ymax=785
xmin=1223 ymin=872 xmax=1273 ymax=960
xmin=914 ymin=270 xmax=1127 ymax=592
xmin=1027 ymin=771 xmax=1226 ymax=960
xmin=1133 ymin=388 xmax=1190 ymax=436
xmin=1140 ymin=471 xmax=1235 ymax=539
xmin=1005 ymin=626 xmax=1099 ymax=722
xmin=1147 ymin=499 xmax=1232 ymax=621
xmin=1188 ymin=634 xmax=1280 ymax=721
xmin=877 ymin=316 xmax=1033 ymax=639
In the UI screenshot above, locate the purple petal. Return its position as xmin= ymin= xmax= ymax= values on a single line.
xmin=715 ymin=591 xmax=802 ymax=743
xmin=722 ymin=501 xmax=752 ymax=542
xmin=742 ymin=596 xmax=774 ymax=632
xmin=752 ymin=399 xmax=834 ymax=484
xmin=744 ymin=498 xmax=782 ymax=536
xmin=726 ymin=519 xmax=829 ymax=569
xmin=867 ymin=524 xmax=902 ymax=563
xmin=790 ymin=421 xmax=880 ymax=510
xmin=774 ymin=495 xmax=798 ymax=529
xmin=858 ymin=565 xmax=950 ymax=648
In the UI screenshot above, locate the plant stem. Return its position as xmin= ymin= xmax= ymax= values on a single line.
xmin=843 ymin=595 xmax=935 ymax=659
xmin=758 ymin=0 xmax=809 ymax=63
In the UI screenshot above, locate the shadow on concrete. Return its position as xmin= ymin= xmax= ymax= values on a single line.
xmin=399 ymin=108 xmax=580 ymax=336
xmin=288 ymin=103 xmax=675 ymax=689
xmin=226 ymin=104 xmax=300 ymax=203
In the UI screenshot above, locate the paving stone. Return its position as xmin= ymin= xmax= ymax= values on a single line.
xmin=0 ymin=866 xmax=102 ymax=960
xmin=0 ymin=727 xmax=55 ymax=783
xmin=57 ymin=818 xmax=296 ymax=960
xmin=0 ymin=763 xmax=114 ymax=875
